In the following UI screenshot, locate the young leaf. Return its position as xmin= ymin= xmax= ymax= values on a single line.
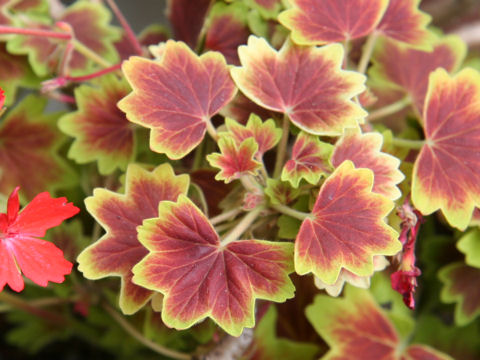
xmin=331 ymin=128 xmax=404 ymax=200
xmin=306 ymin=286 xmax=453 ymax=360
xmin=132 ymin=195 xmax=295 ymax=336
xmin=278 ymin=0 xmax=389 ymax=45
xmin=412 ymin=68 xmax=480 ymax=230
xmin=265 ymin=179 xmax=301 ymax=206
xmin=369 ymin=35 xmax=466 ymax=115
xmin=77 ymin=163 xmax=189 ymax=315
xmin=376 ymin=0 xmax=433 ymax=49
xmin=281 ymin=132 xmax=332 ymax=188
xmin=457 ymin=229 xmax=480 ymax=268
xmin=0 ymin=95 xmax=75 ymax=200
xmin=231 ymin=36 xmax=367 ymax=136
xmin=58 ymin=75 xmax=135 ymax=175
xmin=295 ymin=160 xmax=401 ymax=284
xmin=207 ymin=137 xmax=262 ymax=183
xmin=439 ymin=262 xmax=480 ymax=326
xmin=119 ymin=41 xmax=237 ymax=159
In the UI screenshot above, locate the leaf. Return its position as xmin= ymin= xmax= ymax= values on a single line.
xmin=411 ymin=68 xmax=480 ymax=230
xmin=231 ymin=36 xmax=367 ymax=136
xmin=0 ymin=95 xmax=75 ymax=201
xmin=306 ymin=286 xmax=453 ymax=360
xmin=245 ymin=0 xmax=283 ymax=20
xmin=204 ymin=2 xmax=250 ymax=65
xmin=207 ymin=137 xmax=262 ymax=183
xmin=115 ymin=24 xmax=169 ymax=60
xmin=250 ymin=306 xmax=318 ymax=360
xmin=331 ymin=128 xmax=404 ymax=200
xmin=167 ymin=0 xmax=212 ymax=49
xmin=439 ymin=262 xmax=480 ymax=326
xmin=376 ymin=0 xmax=433 ymax=49
xmin=118 ymin=40 xmax=237 ymax=159
xmin=220 ymin=93 xmax=281 ymax=125
xmin=457 ymin=229 xmax=480 ymax=268
xmin=132 ymin=195 xmax=295 ymax=336
xmin=278 ymin=0 xmax=389 ymax=45
xmin=265 ymin=179 xmax=301 ymax=206
xmin=295 ymin=160 xmax=400 ymax=284
xmin=58 ymin=75 xmax=135 ymax=175
xmin=369 ymin=35 xmax=466 ymax=115
xmin=77 ymin=163 xmax=189 ymax=315
xmin=281 ymin=131 xmax=332 ymax=188
xmin=223 ymin=114 xmax=282 ymax=158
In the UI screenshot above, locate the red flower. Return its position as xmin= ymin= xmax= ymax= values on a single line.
xmin=0 ymin=187 xmax=79 ymax=292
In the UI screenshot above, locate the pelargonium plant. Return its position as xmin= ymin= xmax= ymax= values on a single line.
xmin=0 ymin=0 xmax=479 ymax=359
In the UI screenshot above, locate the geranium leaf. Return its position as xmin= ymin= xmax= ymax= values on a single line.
xmin=412 ymin=68 xmax=480 ymax=230
xmin=231 ymin=36 xmax=367 ymax=136
xmin=0 ymin=95 xmax=75 ymax=201
xmin=245 ymin=0 xmax=282 ymax=20
xmin=265 ymin=179 xmax=301 ymax=206
xmin=439 ymin=262 xmax=480 ymax=326
xmin=250 ymin=306 xmax=318 ymax=360
xmin=306 ymin=286 xmax=453 ymax=360
xmin=457 ymin=229 xmax=480 ymax=268
xmin=115 ymin=24 xmax=169 ymax=60
xmin=132 ymin=195 xmax=295 ymax=336
xmin=77 ymin=163 xmax=189 ymax=315
xmin=206 ymin=137 xmax=262 ymax=183
xmin=278 ymin=0 xmax=389 ymax=45
xmin=167 ymin=0 xmax=212 ymax=49
xmin=281 ymin=131 xmax=332 ymax=188
xmin=220 ymin=92 xmax=281 ymax=125
xmin=223 ymin=114 xmax=282 ymax=158
xmin=58 ymin=75 xmax=135 ymax=175
xmin=331 ymin=128 xmax=404 ymax=200
xmin=295 ymin=160 xmax=400 ymax=284
xmin=204 ymin=2 xmax=249 ymax=65
xmin=376 ymin=0 xmax=433 ymax=49
xmin=369 ymin=35 xmax=466 ymax=115
xmin=119 ymin=41 xmax=237 ymax=159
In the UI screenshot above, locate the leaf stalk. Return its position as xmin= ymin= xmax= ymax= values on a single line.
xmin=367 ymin=96 xmax=412 ymax=122
xmin=221 ymin=206 xmax=264 ymax=246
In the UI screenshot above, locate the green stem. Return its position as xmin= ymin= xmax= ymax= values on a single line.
xmin=367 ymin=96 xmax=411 ymax=122
xmin=274 ymin=114 xmax=290 ymax=178
xmin=271 ymin=203 xmax=310 ymax=221
xmin=103 ymin=303 xmax=191 ymax=360
xmin=210 ymin=208 xmax=242 ymax=225
xmin=221 ymin=207 xmax=264 ymax=246
xmin=392 ymin=137 xmax=425 ymax=150
xmin=357 ymin=32 xmax=379 ymax=74
xmin=205 ymin=119 xmax=218 ymax=142
xmin=72 ymin=39 xmax=112 ymax=68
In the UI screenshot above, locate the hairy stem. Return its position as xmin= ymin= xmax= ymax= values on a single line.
xmin=210 ymin=208 xmax=242 ymax=225
xmin=274 ymin=114 xmax=290 ymax=178
xmin=271 ymin=203 xmax=310 ymax=221
xmin=205 ymin=119 xmax=218 ymax=142
xmin=221 ymin=207 xmax=264 ymax=246
xmin=392 ymin=138 xmax=425 ymax=150
xmin=367 ymin=96 xmax=411 ymax=122
xmin=72 ymin=39 xmax=112 ymax=68
xmin=357 ymin=32 xmax=378 ymax=74
xmin=105 ymin=0 xmax=143 ymax=55
xmin=0 ymin=25 xmax=71 ymax=39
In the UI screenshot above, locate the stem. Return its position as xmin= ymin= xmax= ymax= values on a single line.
xmin=205 ymin=119 xmax=218 ymax=141
xmin=343 ymin=38 xmax=350 ymax=69
xmin=271 ymin=204 xmax=310 ymax=221
xmin=103 ymin=303 xmax=191 ymax=360
xmin=0 ymin=25 xmax=71 ymax=39
xmin=274 ymin=114 xmax=290 ymax=178
xmin=105 ymin=0 xmax=143 ymax=56
xmin=72 ymin=39 xmax=112 ymax=68
xmin=392 ymin=138 xmax=425 ymax=150
xmin=221 ymin=207 xmax=264 ymax=246
xmin=357 ymin=32 xmax=378 ymax=74
xmin=240 ymin=175 xmax=260 ymax=193
xmin=210 ymin=208 xmax=242 ymax=225
xmin=367 ymin=96 xmax=411 ymax=122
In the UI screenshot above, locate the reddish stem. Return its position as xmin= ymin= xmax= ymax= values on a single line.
xmin=0 ymin=25 xmax=71 ymax=40
xmin=105 ymin=0 xmax=143 ymax=56
xmin=47 ymin=92 xmax=76 ymax=104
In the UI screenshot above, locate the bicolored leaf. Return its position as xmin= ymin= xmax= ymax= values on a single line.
xmin=331 ymin=128 xmax=404 ymax=200
xmin=278 ymin=0 xmax=389 ymax=45
xmin=282 ymin=132 xmax=332 ymax=188
xmin=231 ymin=36 xmax=367 ymax=136
xmin=223 ymin=114 xmax=282 ymax=158
xmin=0 ymin=96 xmax=75 ymax=201
xmin=245 ymin=0 xmax=282 ymax=20
xmin=265 ymin=179 xmax=301 ymax=206
xmin=191 ymin=169 xmax=235 ymax=217
xmin=457 ymin=229 xmax=480 ymax=269
xmin=412 ymin=68 xmax=480 ymax=230
xmin=369 ymin=35 xmax=466 ymax=115
xmin=132 ymin=195 xmax=295 ymax=336
xmin=207 ymin=137 xmax=261 ymax=183
xmin=58 ymin=75 xmax=135 ymax=175
xmin=376 ymin=0 xmax=433 ymax=49
xmin=119 ymin=40 xmax=237 ymax=159
xmin=220 ymin=93 xmax=280 ymax=124
xmin=295 ymin=161 xmax=400 ymax=284
xmin=204 ymin=2 xmax=249 ymax=65
xmin=115 ymin=24 xmax=169 ymax=60
xmin=306 ymin=287 xmax=453 ymax=360
xmin=77 ymin=164 xmax=189 ymax=315
xmin=439 ymin=262 xmax=480 ymax=326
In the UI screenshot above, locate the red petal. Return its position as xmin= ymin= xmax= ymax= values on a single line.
xmin=0 ymin=241 xmax=23 ymax=292
xmin=6 ymin=186 xmax=20 ymax=224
